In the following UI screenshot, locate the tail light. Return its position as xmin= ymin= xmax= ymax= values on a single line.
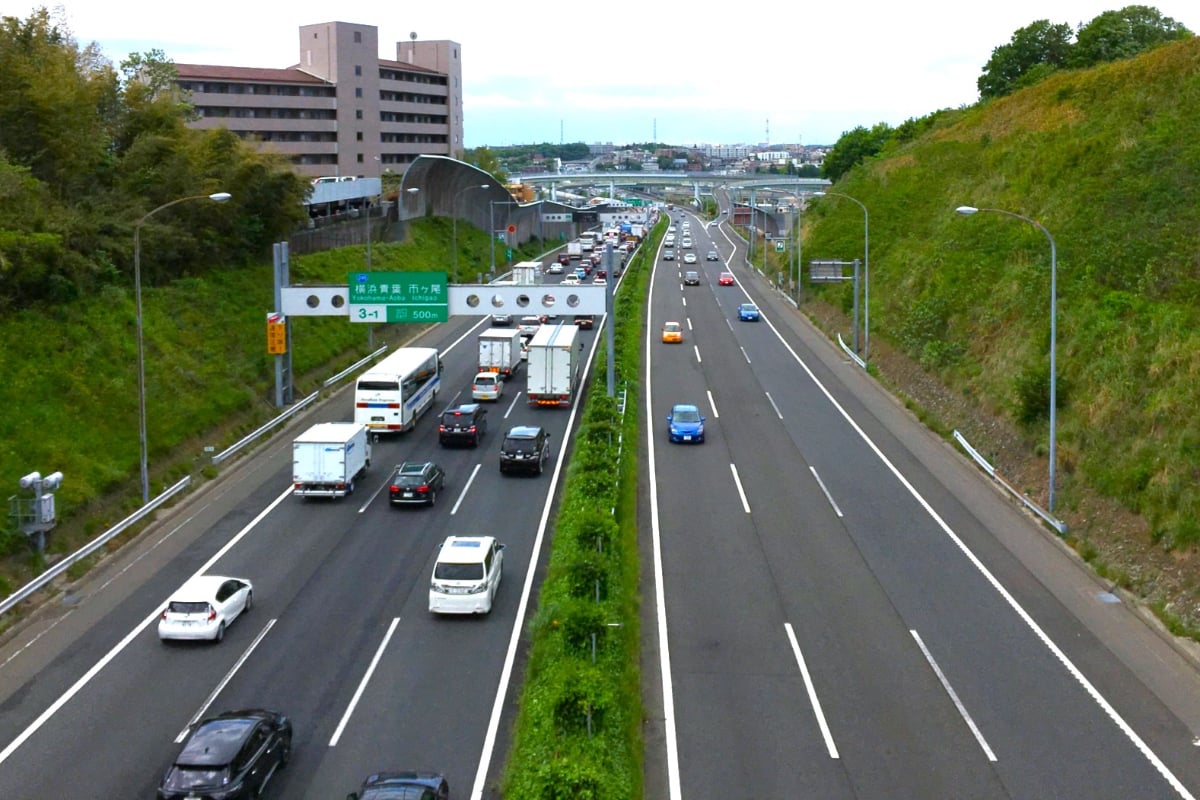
xmin=468 ymin=425 xmax=477 ymax=433
xmin=389 ymin=485 xmax=400 ymax=494
xmin=417 ymin=485 xmax=429 ymax=493
xmin=207 ymin=608 xmax=217 ymax=622
xmin=439 ymin=425 xmax=447 ymax=432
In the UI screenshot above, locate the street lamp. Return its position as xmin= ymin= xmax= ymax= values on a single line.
xmin=452 ymin=183 xmax=490 ymax=273
xmin=133 ymin=191 xmax=231 ymax=503
xmin=956 ymin=205 xmax=1058 ymax=513
xmin=814 ymin=190 xmax=869 ymax=360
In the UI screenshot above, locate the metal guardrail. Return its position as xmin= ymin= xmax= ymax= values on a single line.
xmin=954 ymin=430 xmax=1068 ymax=535
xmin=210 ymin=391 xmax=318 ymax=465
xmin=836 ymin=333 xmax=867 ymax=369
xmin=324 ymin=345 xmax=388 ymax=388
xmin=0 ymin=476 xmax=192 ymax=617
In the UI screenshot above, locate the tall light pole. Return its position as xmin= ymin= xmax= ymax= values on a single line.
xmin=815 ymin=190 xmax=869 ymax=360
xmin=957 ymin=205 xmax=1058 ymax=513
xmin=133 ymin=191 xmax=231 ymax=503
xmin=452 ymin=184 xmax=490 ymax=274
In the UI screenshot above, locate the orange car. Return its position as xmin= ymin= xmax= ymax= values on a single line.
xmin=661 ymin=321 xmax=684 ymax=343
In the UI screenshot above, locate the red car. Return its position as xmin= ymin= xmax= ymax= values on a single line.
xmin=557 ymin=253 xmax=571 ymax=266
xmin=718 ymin=272 xmax=735 ymax=286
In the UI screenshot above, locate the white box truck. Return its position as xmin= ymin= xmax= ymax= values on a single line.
xmin=526 ymin=323 xmax=581 ymax=407
xmin=511 ymin=260 xmax=543 ymax=285
xmin=478 ymin=327 xmax=523 ymax=377
xmin=292 ymin=422 xmax=371 ymax=498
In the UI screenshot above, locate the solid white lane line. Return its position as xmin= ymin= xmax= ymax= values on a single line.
xmin=329 ymin=617 xmax=400 ymax=746
xmin=785 ymin=623 xmax=840 ymax=759
xmin=765 ymin=392 xmax=783 ymax=420
xmin=645 ymin=255 xmax=684 ymax=800
xmin=177 ymin=619 xmax=277 ymax=742
xmin=0 ymin=485 xmax=293 ymax=766
xmin=809 ymin=466 xmax=843 ymax=518
xmin=911 ymin=629 xmax=997 ymax=762
xmin=451 ymin=464 xmax=482 ymax=515
xmin=729 ymin=464 xmax=751 ymax=514
xmin=706 ymin=390 xmax=719 ymax=418
xmin=470 ymin=320 xmax=606 ymax=800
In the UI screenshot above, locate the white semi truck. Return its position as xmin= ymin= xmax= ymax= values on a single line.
xmin=292 ymin=422 xmax=371 ymax=498
xmin=526 ymin=323 xmax=581 ymax=407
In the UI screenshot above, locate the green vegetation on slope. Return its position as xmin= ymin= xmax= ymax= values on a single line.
xmin=803 ymin=36 xmax=1200 ymax=550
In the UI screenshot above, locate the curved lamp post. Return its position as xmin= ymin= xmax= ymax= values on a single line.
xmin=814 ymin=190 xmax=869 ymax=361
xmin=451 ymin=184 xmax=490 ymax=273
xmin=133 ymin=191 xmax=231 ymax=503
xmin=956 ymin=205 xmax=1058 ymax=513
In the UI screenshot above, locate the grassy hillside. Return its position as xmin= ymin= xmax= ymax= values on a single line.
xmin=802 ymin=37 xmax=1200 ymax=593
xmin=0 ymin=218 xmax=548 ymax=599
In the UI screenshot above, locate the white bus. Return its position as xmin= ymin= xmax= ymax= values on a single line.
xmin=354 ymin=347 xmax=441 ymax=434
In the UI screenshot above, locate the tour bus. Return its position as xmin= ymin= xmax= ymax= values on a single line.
xmin=354 ymin=347 xmax=442 ymax=434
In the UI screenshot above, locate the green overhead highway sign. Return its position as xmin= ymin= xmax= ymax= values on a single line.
xmin=348 ymin=271 xmax=449 ymax=323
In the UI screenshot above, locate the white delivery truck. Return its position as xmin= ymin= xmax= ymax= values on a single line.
xmin=292 ymin=422 xmax=371 ymax=498
xmin=511 ymin=260 xmax=543 ymax=285
xmin=567 ymin=241 xmax=583 ymax=259
xmin=478 ymin=327 xmax=523 ymax=377
xmin=526 ymin=323 xmax=581 ymax=407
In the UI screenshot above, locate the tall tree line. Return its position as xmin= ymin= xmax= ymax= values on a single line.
xmin=0 ymin=7 xmax=310 ymax=310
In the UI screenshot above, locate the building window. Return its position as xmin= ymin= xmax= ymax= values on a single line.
xmin=355 ymin=65 xmax=362 ymax=76
xmin=356 ymin=109 xmax=363 ymax=120
xmin=357 ymin=153 xmax=364 ymax=163
xmin=354 ymin=31 xmax=362 ymax=43
xmin=356 ymin=131 xmax=363 ymax=141
xmin=355 ymin=87 xmax=362 ymax=98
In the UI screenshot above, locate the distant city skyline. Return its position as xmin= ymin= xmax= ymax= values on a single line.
xmin=21 ymin=0 xmax=1197 ymax=148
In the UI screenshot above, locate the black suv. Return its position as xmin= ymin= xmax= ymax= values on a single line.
xmin=388 ymin=461 xmax=447 ymax=506
xmin=500 ymin=425 xmax=551 ymax=475
xmin=158 ymin=709 xmax=292 ymax=800
xmin=439 ymin=403 xmax=487 ymax=447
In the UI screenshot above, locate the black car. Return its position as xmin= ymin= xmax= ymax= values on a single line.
xmin=684 ymin=271 xmax=701 ymax=286
xmin=438 ymin=403 xmax=487 ymax=447
xmin=388 ymin=461 xmax=447 ymax=506
xmin=574 ymin=314 xmax=595 ymax=330
xmin=158 ymin=709 xmax=291 ymax=800
xmin=499 ymin=425 xmax=551 ymax=474
xmin=347 ymin=771 xmax=450 ymax=800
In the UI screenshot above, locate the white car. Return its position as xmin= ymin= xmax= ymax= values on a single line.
xmin=562 ymin=274 xmax=581 ymax=286
xmin=547 ymin=262 xmax=564 ymax=275
xmin=683 ymin=252 xmax=697 ymax=264
xmin=471 ymin=372 xmax=503 ymax=401
xmin=158 ymin=575 xmax=253 ymax=642
xmin=429 ymin=535 xmax=505 ymax=615
xmin=518 ymin=316 xmax=541 ymax=336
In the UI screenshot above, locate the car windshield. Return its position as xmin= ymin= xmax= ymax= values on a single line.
xmin=394 ymin=474 xmax=428 ymax=487
xmin=475 ymin=376 xmax=496 ymax=386
xmin=434 ymin=563 xmax=484 ymax=581
xmin=167 ymin=601 xmax=211 ymax=614
xmin=672 ymin=408 xmax=701 ymax=423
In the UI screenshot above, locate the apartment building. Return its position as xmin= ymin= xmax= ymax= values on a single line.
xmin=176 ymin=21 xmax=463 ymax=180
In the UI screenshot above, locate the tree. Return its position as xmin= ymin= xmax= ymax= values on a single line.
xmin=1070 ymin=5 xmax=1192 ymax=68
xmin=977 ymin=19 xmax=1074 ymax=99
xmin=462 ymin=146 xmax=508 ymax=185
xmin=821 ymin=123 xmax=893 ymax=183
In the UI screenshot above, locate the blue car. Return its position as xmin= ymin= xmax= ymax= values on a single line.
xmin=738 ymin=303 xmax=761 ymax=322
xmin=666 ymin=403 xmax=706 ymax=444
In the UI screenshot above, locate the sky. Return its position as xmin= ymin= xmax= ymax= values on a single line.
xmin=9 ymin=1 xmax=1197 ymax=148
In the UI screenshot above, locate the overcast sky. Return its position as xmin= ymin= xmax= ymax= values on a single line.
xmin=11 ymin=1 xmax=1196 ymax=147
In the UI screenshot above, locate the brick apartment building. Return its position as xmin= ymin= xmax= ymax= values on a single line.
xmin=176 ymin=21 xmax=463 ymax=180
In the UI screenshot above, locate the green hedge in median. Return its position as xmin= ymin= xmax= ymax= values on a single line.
xmin=501 ymin=219 xmax=663 ymax=799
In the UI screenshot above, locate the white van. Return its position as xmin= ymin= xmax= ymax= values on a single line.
xmin=471 ymin=372 xmax=503 ymax=401
xmin=429 ymin=536 xmax=505 ymax=615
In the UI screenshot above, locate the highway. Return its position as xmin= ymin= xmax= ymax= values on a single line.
xmin=0 ymin=309 xmax=603 ymax=798
xmin=641 ymin=208 xmax=1200 ymax=799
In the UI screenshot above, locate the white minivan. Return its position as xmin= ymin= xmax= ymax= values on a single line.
xmin=429 ymin=536 xmax=505 ymax=615
xmin=471 ymin=372 xmax=503 ymax=401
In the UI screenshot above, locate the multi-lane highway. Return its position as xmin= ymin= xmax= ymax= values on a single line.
xmin=0 ymin=310 xmax=605 ymax=798
xmin=642 ymin=210 xmax=1200 ymax=798
xmin=6 ymin=208 xmax=1200 ymax=800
